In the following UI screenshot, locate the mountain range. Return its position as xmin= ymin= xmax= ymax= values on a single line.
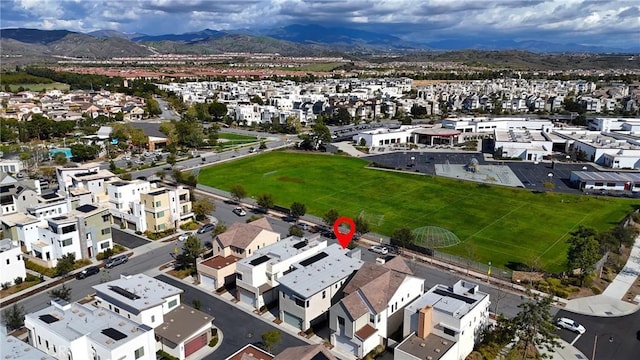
xmin=0 ymin=25 xmax=638 ymax=66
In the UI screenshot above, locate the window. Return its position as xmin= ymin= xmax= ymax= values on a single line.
xmin=102 ymin=214 xmax=110 ymax=222
xmin=100 ymin=242 xmax=110 ymax=249
xmin=61 ymin=225 xmax=76 ymax=234
xmin=114 ymin=307 xmax=120 ymax=313
xmin=101 ymin=228 xmax=111 ymax=235
xmin=236 ymin=273 xmax=243 ymax=281
xmin=594 ymin=182 xmax=604 ymax=186
xmin=156 ymin=211 xmax=165 ymax=218
xmin=168 ymin=299 xmax=177 ymax=308
xmin=53 ymin=345 xmax=56 ymax=353
xmin=46 ymin=340 xmax=49 ymax=349
xmin=134 ymin=347 xmax=144 ymax=359
xmin=151 ymin=315 xmax=155 ymax=322
xmin=338 ymin=316 xmax=345 ymax=326
xmin=5 ymin=259 xmax=8 ymax=265
xmin=38 ymin=336 xmax=41 ymax=345
xmin=61 ymin=238 xmax=73 ymax=247
xmin=444 ymin=327 xmax=456 ymax=336
xmin=607 ymin=182 xmax=616 ymax=187
xmin=322 ymin=290 xmax=326 ymax=299
xmin=369 ymin=313 xmax=375 ymax=323
xmin=294 ymin=297 xmax=305 ymax=307
xmin=155 ymin=201 xmax=161 ymax=207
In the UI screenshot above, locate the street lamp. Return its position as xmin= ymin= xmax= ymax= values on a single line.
xmin=487 ymin=261 xmax=492 ymax=283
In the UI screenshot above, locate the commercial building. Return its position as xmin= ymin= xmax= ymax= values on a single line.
xmin=569 ymin=171 xmax=640 ymax=193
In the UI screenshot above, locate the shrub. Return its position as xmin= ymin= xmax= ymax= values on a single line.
xmin=1 ymin=282 xmax=10 ymax=290
xmin=74 ymin=259 xmax=92 ymax=268
xmin=25 ymin=273 xmax=40 ymax=282
xmin=25 ymin=259 xmax=57 ymax=278
xmin=14 ymin=276 xmax=23 ymax=285
xmin=591 ymin=286 xmax=602 ymax=295
xmin=554 ymin=289 xmax=570 ymax=298
xmin=180 ymin=221 xmax=200 ymax=231
xmin=208 ymin=335 xmax=219 ymax=347
xmin=155 ymin=350 xmax=178 ymax=360
xmin=547 ymin=278 xmax=562 ymax=287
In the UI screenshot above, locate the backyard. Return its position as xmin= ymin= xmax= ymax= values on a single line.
xmin=198 ymin=152 xmax=635 ymax=273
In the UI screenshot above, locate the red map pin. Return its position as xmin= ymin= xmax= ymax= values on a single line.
xmin=333 ymin=216 xmax=356 ymax=249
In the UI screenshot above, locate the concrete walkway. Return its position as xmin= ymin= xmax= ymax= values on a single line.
xmin=331 ymin=141 xmax=367 ymax=157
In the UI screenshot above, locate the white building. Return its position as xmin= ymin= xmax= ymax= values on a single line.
xmin=107 ymin=179 xmax=151 ymax=232
xmin=1 ymin=326 xmax=56 ymax=360
xmin=235 ymin=235 xmax=327 ymax=310
xmin=55 ymin=163 xmax=102 ymax=192
xmin=569 ymin=171 xmax=640 ymax=193
xmin=0 ymin=239 xmax=26 ymax=286
xmin=0 ymin=159 xmax=23 ymax=174
xmin=24 ymin=298 xmax=156 ymax=360
xmin=277 ymin=244 xmax=364 ymax=331
xmin=493 ymin=128 xmax=553 ymax=161
xmin=329 ymin=258 xmax=425 ymax=358
xmin=0 ymin=213 xmax=44 ymax=253
xmin=395 ymin=280 xmax=490 ymax=360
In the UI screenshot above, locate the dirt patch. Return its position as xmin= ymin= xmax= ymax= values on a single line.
xmin=277 ymin=176 xmax=304 ymax=184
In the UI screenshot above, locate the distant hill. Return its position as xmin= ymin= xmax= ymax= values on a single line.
xmin=425 ymin=38 xmax=639 ymax=54
xmin=87 ymin=29 xmax=147 ymax=40
xmin=132 ymin=29 xmax=226 ymax=42
xmin=0 ymin=28 xmax=75 ymax=44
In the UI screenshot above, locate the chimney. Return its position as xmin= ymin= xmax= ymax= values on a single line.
xmin=417 ymin=305 xmax=432 ymax=339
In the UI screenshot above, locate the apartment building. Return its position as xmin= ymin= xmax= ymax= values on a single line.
xmin=0 ymin=239 xmax=26 ymax=286
xmin=198 ymin=217 xmax=280 ymax=290
xmin=277 ymin=244 xmax=364 ymax=331
xmin=235 ymin=236 xmax=327 ymax=309
xmin=140 ymin=185 xmax=193 ymax=233
xmin=329 ymin=258 xmax=425 ymax=358
xmin=0 ymin=212 xmax=43 ymax=253
xmin=24 ymin=299 xmax=156 ymax=360
xmin=107 ymin=179 xmax=151 ymax=232
xmin=55 ymin=162 xmax=102 ymax=192
xmin=395 ymin=280 xmax=490 ymax=360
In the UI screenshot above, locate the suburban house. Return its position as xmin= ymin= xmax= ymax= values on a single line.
xmin=0 ymin=213 xmax=43 ymax=253
xmin=329 ymin=257 xmax=425 ymax=358
xmin=277 ymin=244 xmax=364 ymax=331
xmin=235 ymin=235 xmax=327 ymax=310
xmin=24 ymin=298 xmax=156 ymax=360
xmin=225 ymin=344 xmax=274 ymax=360
xmin=225 ymin=343 xmax=337 ymax=360
xmin=197 ymin=217 xmax=280 ymax=290
xmin=395 ymin=280 xmax=490 ymax=360
xmin=92 ymin=273 xmax=217 ymax=360
xmin=106 ymin=179 xmax=152 ymax=232
xmin=0 ymin=238 xmax=26 ymax=286
xmin=0 ymin=173 xmax=41 ymax=216
xmin=140 ymin=185 xmax=194 ymax=233
xmin=0 ymin=159 xmax=23 ymax=174
xmin=55 ymin=163 xmax=102 ymax=192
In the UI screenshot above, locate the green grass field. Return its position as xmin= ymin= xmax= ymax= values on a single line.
xmin=218 ymin=133 xmax=258 ymax=141
xmin=198 ymin=152 xmax=636 ymax=272
xmin=5 ymin=83 xmax=70 ymax=92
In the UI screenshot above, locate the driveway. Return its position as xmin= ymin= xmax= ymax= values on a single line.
xmin=156 ymin=275 xmax=309 ymax=358
xmin=112 ymin=227 xmax=150 ymax=249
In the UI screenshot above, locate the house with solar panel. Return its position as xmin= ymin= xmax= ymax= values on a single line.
xmin=92 ymin=273 xmax=217 ymax=360
xmin=24 ymin=298 xmax=156 ymax=360
xmin=234 ymin=235 xmax=328 ymax=310
xmin=277 ymin=243 xmax=364 ymax=331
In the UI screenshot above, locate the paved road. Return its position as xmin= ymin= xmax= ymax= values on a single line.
xmin=555 ymin=309 xmax=640 ymax=360
xmin=157 ymin=275 xmax=309 ymax=358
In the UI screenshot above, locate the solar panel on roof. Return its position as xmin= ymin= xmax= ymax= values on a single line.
xmin=76 ymin=204 xmax=98 ymax=213
xmin=101 ymin=328 xmax=127 ymax=341
xmin=249 ymin=255 xmax=270 ymax=266
xmin=299 ymin=252 xmax=328 ymax=267
xmin=108 ymin=285 xmax=141 ymax=300
xmin=293 ymin=240 xmax=308 ymax=249
xmin=39 ymin=314 xmax=59 ymax=324
xmin=433 ymin=288 xmax=476 ymax=304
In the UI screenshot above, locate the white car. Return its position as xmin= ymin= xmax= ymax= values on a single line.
xmin=232 ymin=207 xmax=247 ymax=216
xmin=178 ymin=232 xmax=193 ymax=242
xmin=369 ymin=245 xmax=388 ymax=255
xmin=556 ymin=317 xmax=586 ymax=334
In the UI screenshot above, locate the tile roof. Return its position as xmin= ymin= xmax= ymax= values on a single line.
xmin=355 ymin=324 xmax=378 ymax=341
xmin=216 ymin=222 xmax=275 ymax=249
xmin=154 ymin=304 xmax=214 ymax=345
xmin=273 ymin=344 xmax=337 ymax=360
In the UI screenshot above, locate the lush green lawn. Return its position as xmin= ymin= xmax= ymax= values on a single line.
xmin=5 ymin=83 xmax=70 ymax=91
xmin=218 ymin=133 xmax=258 ymax=141
xmin=198 ymin=152 xmax=635 ymax=272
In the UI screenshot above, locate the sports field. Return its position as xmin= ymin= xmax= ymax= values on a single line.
xmin=198 ymin=152 xmax=635 ymax=272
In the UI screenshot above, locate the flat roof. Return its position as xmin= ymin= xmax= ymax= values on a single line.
xmin=26 ymin=301 xmax=152 ymax=350
xmin=277 ymin=244 xmax=363 ymax=299
xmin=396 ymin=332 xmax=454 ymax=360
xmin=70 ymin=169 xmax=115 ymax=181
xmin=406 ymin=280 xmax=488 ymax=319
xmin=0 ymin=212 xmax=40 ymax=226
xmin=570 ymin=171 xmax=640 ymax=182
xmin=199 ymin=255 xmax=241 ymax=270
xmin=412 ymin=128 xmax=461 ymax=136
xmin=154 ymin=304 xmax=214 ymax=345
xmin=237 ymin=235 xmax=325 ymax=268
xmin=0 ymin=328 xmax=56 ymax=360
xmin=93 ymin=273 xmax=183 ymax=314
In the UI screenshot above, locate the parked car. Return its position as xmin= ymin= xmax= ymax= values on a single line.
xmin=295 ymin=223 xmax=310 ymax=231
xmin=178 ymin=232 xmax=193 ymax=241
xmin=384 ymin=245 xmax=401 ymax=255
xmin=232 ymin=207 xmax=247 ymax=216
xmin=105 ymin=254 xmax=128 ymax=269
xmin=556 ymin=317 xmax=586 ymax=334
xmin=282 ymin=215 xmax=296 ymax=222
xmin=197 ymin=223 xmax=216 ymax=234
xmin=369 ymin=245 xmax=388 ymax=255
xmin=76 ymin=266 xmax=100 ymax=279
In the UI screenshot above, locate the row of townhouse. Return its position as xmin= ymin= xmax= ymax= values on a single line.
xmin=0 ymin=163 xmax=193 ymax=270
xmin=0 ymin=89 xmax=146 ymax=121
xmin=196 ymin=219 xmax=491 ymax=359
xmin=22 ymin=273 xmax=216 ymax=360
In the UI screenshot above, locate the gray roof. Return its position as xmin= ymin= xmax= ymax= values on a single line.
xmin=277 ymin=244 xmax=363 ymax=299
xmin=237 ymin=235 xmax=323 ymax=268
xmin=26 ymin=301 xmax=152 ymax=350
xmin=0 ymin=327 xmax=56 ymax=360
xmin=93 ymin=273 xmax=183 ymax=314
xmin=570 ymin=171 xmax=640 ymax=183
xmin=406 ymin=280 xmax=488 ymax=319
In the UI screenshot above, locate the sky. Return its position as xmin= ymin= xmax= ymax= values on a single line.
xmin=1 ymin=0 xmax=639 ymax=48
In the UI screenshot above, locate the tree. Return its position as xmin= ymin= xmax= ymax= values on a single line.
xmin=392 ymin=227 xmax=415 ymax=248
xmin=250 ymin=95 xmax=264 ymax=105
xmin=166 ymin=153 xmax=177 ymax=167
xmin=354 ymin=215 xmax=370 ymax=236
xmin=70 ymin=143 xmax=100 ymax=161
xmin=175 ymin=118 xmax=205 ymax=148
xmin=2 ymin=303 xmax=25 ymax=330
xmin=288 ymin=225 xmax=304 ymax=237
xmin=259 ymin=141 xmax=267 ymax=150
xmin=230 ymin=184 xmax=247 ymax=204
xmin=511 ymin=295 xmax=560 ymax=359
xmin=290 ymin=202 xmax=306 ymax=221
xmin=261 ymin=330 xmax=281 ymax=353
xmin=55 ymin=253 xmax=76 ymax=277
xmin=49 ymin=284 xmax=72 ymax=301
xmin=567 ymin=226 xmax=601 ymax=286
xmin=256 ymin=193 xmax=274 ymax=213
xmin=300 ymin=119 xmax=331 ymax=150
xmin=212 ymin=223 xmax=227 ymax=237
xmin=53 ymin=152 xmax=68 ymax=165
xmin=193 ymin=199 xmax=215 ymax=221
xmin=129 ymin=128 xmax=148 ymax=150
xmin=323 ymin=208 xmax=339 ymax=226
xmin=208 ymin=101 xmax=228 ymax=121
xmin=177 ymin=235 xmax=202 ymax=272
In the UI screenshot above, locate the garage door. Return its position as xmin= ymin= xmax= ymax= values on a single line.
xmin=200 ymin=274 xmax=217 ymax=290
xmin=334 ymin=335 xmax=358 ymax=356
xmin=282 ymin=311 xmax=303 ymax=330
xmin=184 ymin=332 xmax=207 ymax=357
xmin=239 ymin=289 xmax=255 ymax=307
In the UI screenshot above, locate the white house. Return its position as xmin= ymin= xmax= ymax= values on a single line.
xmin=395 ymin=280 xmax=490 ymax=360
xmin=277 ymin=244 xmax=364 ymax=331
xmin=0 ymin=159 xmax=23 ymax=174
xmin=0 ymin=326 xmax=56 ymax=360
xmin=107 ymin=179 xmax=152 ymax=232
xmin=0 ymin=239 xmax=26 ymax=286
xmin=0 ymin=213 xmax=44 ymax=253
xmin=24 ymin=298 xmax=156 ymax=360
xmin=235 ymin=235 xmax=327 ymax=310
xmin=329 ymin=258 xmax=425 ymax=358
xmin=55 ymin=163 xmax=102 ymax=192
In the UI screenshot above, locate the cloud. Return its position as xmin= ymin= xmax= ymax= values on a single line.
xmin=0 ymin=0 xmax=637 ymax=48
